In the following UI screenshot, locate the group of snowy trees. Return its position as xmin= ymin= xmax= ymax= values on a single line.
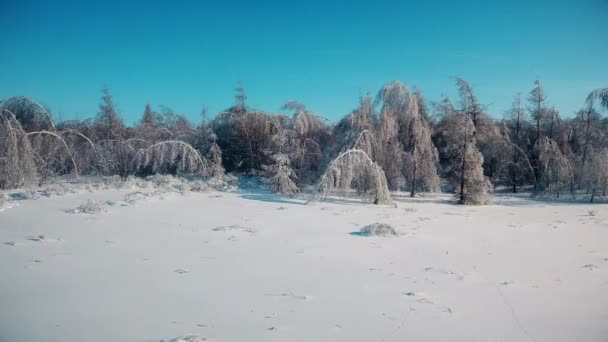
xmin=1 ymin=81 xmax=607 ymax=204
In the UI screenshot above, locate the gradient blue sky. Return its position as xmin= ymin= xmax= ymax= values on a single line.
xmin=1 ymin=0 xmax=607 ymax=124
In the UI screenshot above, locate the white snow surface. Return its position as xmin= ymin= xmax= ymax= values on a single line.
xmin=1 ymin=185 xmax=607 ymax=342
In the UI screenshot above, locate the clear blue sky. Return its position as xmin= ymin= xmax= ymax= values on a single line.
xmin=1 ymin=0 xmax=607 ymax=124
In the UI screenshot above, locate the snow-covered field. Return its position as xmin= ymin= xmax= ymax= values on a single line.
xmin=1 ymin=182 xmax=607 ymax=342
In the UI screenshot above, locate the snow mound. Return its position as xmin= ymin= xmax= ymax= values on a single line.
xmin=354 ymin=223 xmax=398 ymax=237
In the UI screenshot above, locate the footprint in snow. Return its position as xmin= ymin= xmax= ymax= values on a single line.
xmin=264 ymin=292 xmax=309 ymax=300
xmin=166 ymin=335 xmax=206 ymax=342
xmin=26 ymin=235 xmax=48 ymax=242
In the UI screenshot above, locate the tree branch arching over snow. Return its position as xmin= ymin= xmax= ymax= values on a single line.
xmin=315 ymin=149 xmax=391 ymax=205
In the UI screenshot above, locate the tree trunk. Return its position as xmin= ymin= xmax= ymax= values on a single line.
xmin=410 ymin=155 xmax=417 ymax=198
xmin=579 ymin=110 xmax=591 ymax=188
xmin=459 ymin=136 xmax=468 ymax=204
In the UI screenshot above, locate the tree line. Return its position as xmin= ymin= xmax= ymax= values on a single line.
xmin=1 ymin=80 xmax=607 ymax=204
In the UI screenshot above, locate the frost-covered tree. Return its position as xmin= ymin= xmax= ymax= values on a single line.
xmin=58 ymin=128 xmax=99 ymax=175
xmin=263 ymin=123 xmax=299 ymax=194
xmin=96 ymin=87 xmax=123 ymax=140
xmin=137 ymin=104 xmax=172 ymax=144
xmin=332 ymin=95 xmax=376 ymax=158
xmin=208 ymin=141 xmax=225 ymax=179
xmin=27 ymin=131 xmax=79 ymax=185
xmin=413 ymin=88 xmax=432 ymax=124
xmin=375 ymin=81 xmax=409 ymax=190
xmin=134 ymin=140 xmax=209 ymax=176
xmin=455 ymin=77 xmax=483 ymax=129
xmin=586 ymin=148 xmax=608 ymax=202
xmin=586 ymin=88 xmax=608 ymax=111
xmin=528 ymin=80 xmax=548 ymax=142
xmin=0 ymin=109 xmax=37 ymax=188
xmin=282 ymin=101 xmax=330 ymax=183
xmin=574 ymin=103 xmax=602 ymax=188
xmin=402 ymin=92 xmax=440 ymax=197
xmin=265 ymin=152 xmax=299 ymax=194
xmin=437 ymin=102 xmax=488 ymax=204
xmin=0 ymin=96 xmax=56 ymax=132
xmin=142 ymin=104 xmax=155 ymax=125
xmin=534 ymin=137 xmax=574 ymax=198
xmin=317 ymin=149 xmax=391 ymax=204
xmin=454 ymin=78 xmax=502 ymax=180
xmin=497 ymin=124 xmax=535 ymax=193
xmin=501 ymin=94 xmax=535 ymax=192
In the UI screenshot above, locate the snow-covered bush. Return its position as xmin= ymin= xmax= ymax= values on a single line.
xmin=69 ymin=199 xmax=103 ymax=214
xmin=208 ymin=142 xmax=225 ymax=178
xmin=264 ymin=152 xmax=299 ymax=194
xmin=357 ymin=223 xmax=398 ymax=237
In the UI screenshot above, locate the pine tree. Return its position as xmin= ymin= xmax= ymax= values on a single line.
xmin=528 ymin=80 xmax=547 ymax=143
xmin=97 ymin=87 xmax=123 ymax=140
xmin=142 ymin=104 xmax=155 ymax=125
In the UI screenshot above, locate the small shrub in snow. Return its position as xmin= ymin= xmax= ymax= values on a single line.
xmin=68 ymin=199 xmax=103 ymax=214
xmin=123 ymin=191 xmax=151 ymax=205
xmin=356 ymin=223 xmax=398 ymax=237
xmin=264 ymin=152 xmax=299 ymax=194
